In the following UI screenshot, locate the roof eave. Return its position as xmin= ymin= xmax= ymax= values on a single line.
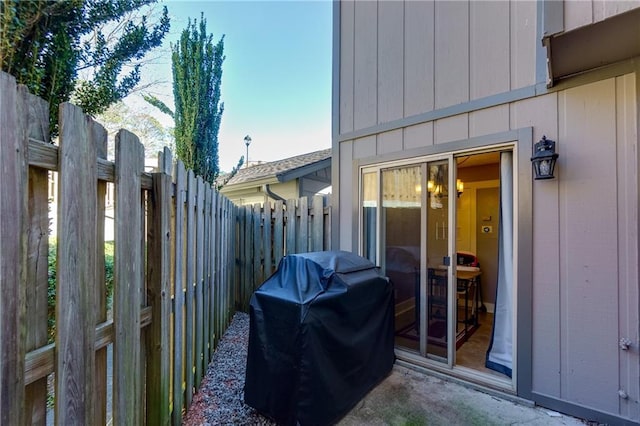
xmin=276 ymin=157 xmax=332 ymax=183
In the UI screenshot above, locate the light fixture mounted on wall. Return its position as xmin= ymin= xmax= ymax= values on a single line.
xmin=456 ymin=179 xmax=464 ymax=197
xmin=531 ymin=135 xmax=559 ymax=180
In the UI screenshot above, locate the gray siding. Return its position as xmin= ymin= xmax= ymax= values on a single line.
xmin=335 ymin=0 xmax=640 ymax=422
xmin=404 ymin=1 xmax=434 ymax=117
xmin=340 ymin=0 xmax=540 ymax=136
xmin=564 ymin=0 xmax=640 ymax=32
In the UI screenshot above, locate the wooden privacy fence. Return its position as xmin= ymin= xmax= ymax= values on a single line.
xmin=0 ymin=71 xmax=332 ymax=425
xmin=236 ymin=195 xmax=331 ymax=311
xmin=0 ymin=72 xmax=237 ymax=425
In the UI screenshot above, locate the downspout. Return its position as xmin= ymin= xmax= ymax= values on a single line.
xmin=262 ymin=184 xmax=285 ymax=202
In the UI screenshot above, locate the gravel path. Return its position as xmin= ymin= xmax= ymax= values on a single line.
xmin=182 ymin=312 xmax=276 ymax=426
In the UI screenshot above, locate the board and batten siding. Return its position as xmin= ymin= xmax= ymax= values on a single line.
xmin=336 ymin=0 xmax=639 ymax=422
xmin=511 ymin=74 xmax=638 ymax=420
xmin=342 ymin=74 xmax=640 ymax=424
xmin=564 ymin=0 xmax=640 ymax=33
xmin=339 ymin=0 xmax=537 ymax=135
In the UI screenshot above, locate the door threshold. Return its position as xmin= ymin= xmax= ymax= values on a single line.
xmin=395 ymin=349 xmax=525 ymax=405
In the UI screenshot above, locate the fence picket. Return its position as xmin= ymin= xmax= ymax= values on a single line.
xmin=56 ymin=103 xmax=98 ymax=424
xmin=229 ymin=201 xmax=236 ymax=324
xmin=184 ymin=170 xmax=196 ymax=408
xmin=24 ymin=92 xmax=50 ymax=426
xmin=274 ymin=200 xmax=284 ymax=267
xmin=203 ymin=186 xmax=212 ymax=363
xmin=93 ymin=121 xmax=109 ymax=426
xmin=298 ymin=196 xmax=309 ymax=253
xmin=286 ymin=199 xmax=297 ymax=255
xmin=212 ymin=192 xmax=221 ymax=347
xmin=208 ymin=191 xmax=217 ymax=354
xmin=146 ymin=149 xmax=172 ymax=426
xmin=195 ymin=177 xmax=205 ymax=388
xmin=243 ymin=206 xmax=253 ymax=311
xmin=311 ymin=195 xmax=325 ymax=252
xmin=253 ymin=204 xmax=263 ymax=290
xmin=221 ymin=199 xmax=229 ymax=325
xmin=172 ymin=161 xmax=187 ymax=426
xmin=113 ymin=129 xmax=144 ymax=425
xmin=263 ymin=202 xmax=273 ymax=277
xmin=0 ymin=73 xmax=28 ymax=425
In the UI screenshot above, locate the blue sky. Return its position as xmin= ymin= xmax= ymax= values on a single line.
xmin=137 ymin=0 xmax=333 ymax=172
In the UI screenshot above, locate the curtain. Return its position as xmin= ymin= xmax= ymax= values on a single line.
xmin=486 ymin=151 xmax=513 ymax=377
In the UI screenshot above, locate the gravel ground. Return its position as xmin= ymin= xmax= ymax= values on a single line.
xmin=182 ymin=312 xmax=276 ymax=426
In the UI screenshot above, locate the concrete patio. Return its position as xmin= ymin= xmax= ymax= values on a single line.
xmin=339 ymin=363 xmax=586 ymax=426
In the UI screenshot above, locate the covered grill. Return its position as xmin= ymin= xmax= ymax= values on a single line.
xmin=244 ymin=250 xmax=395 ymax=425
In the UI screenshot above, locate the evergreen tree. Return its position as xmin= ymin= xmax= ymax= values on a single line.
xmin=0 ymin=0 xmax=170 ymax=136
xmin=145 ymin=14 xmax=224 ymax=185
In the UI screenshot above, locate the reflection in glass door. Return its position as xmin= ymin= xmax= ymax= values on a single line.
xmin=379 ymin=166 xmax=422 ymax=353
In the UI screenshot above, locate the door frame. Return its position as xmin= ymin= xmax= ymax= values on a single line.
xmin=355 ymin=128 xmax=533 ymax=397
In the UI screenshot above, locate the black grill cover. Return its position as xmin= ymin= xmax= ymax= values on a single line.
xmin=244 ymin=251 xmax=395 ymax=425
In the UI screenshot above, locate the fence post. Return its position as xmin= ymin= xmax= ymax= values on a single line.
xmin=113 ymin=129 xmax=144 ymax=425
xmin=146 ymin=148 xmax=172 ymax=426
xmin=0 ymin=72 xmax=28 ymax=426
xmin=55 ymin=102 xmax=98 ymax=425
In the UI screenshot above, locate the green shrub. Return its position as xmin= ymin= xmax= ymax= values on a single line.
xmin=47 ymin=239 xmax=115 ymax=343
xmin=47 ymin=243 xmax=56 ymax=344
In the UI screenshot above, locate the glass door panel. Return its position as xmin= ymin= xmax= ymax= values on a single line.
xmin=380 ymin=166 xmax=422 ymax=353
xmin=425 ymin=160 xmax=451 ymax=362
xmin=362 ymin=171 xmax=378 ymax=264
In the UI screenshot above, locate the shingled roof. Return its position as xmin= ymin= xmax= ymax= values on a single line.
xmin=225 ymin=148 xmax=331 ymax=186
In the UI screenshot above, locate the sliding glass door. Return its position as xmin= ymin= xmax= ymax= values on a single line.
xmin=361 ymin=148 xmax=515 ymax=383
xmin=364 ymin=157 xmax=455 ymax=366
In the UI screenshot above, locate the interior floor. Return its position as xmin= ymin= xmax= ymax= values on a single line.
xmin=456 ymin=311 xmax=494 ymax=374
xmin=395 ymin=311 xmax=506 ymax=379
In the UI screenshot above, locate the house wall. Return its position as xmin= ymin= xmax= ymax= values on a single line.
xmin=222 ymin=180 xmax=299 ymax=206
xmin=334 ymin=0 xmax=639 ymax=422
xmin=563 ymin=0 xmax=640 ymax=32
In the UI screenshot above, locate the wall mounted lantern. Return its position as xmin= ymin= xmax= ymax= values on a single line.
xmin=531 ymin=136 xmax=559 ymax=180
xmin=456 ymin=179 xmax=464 ymax=197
